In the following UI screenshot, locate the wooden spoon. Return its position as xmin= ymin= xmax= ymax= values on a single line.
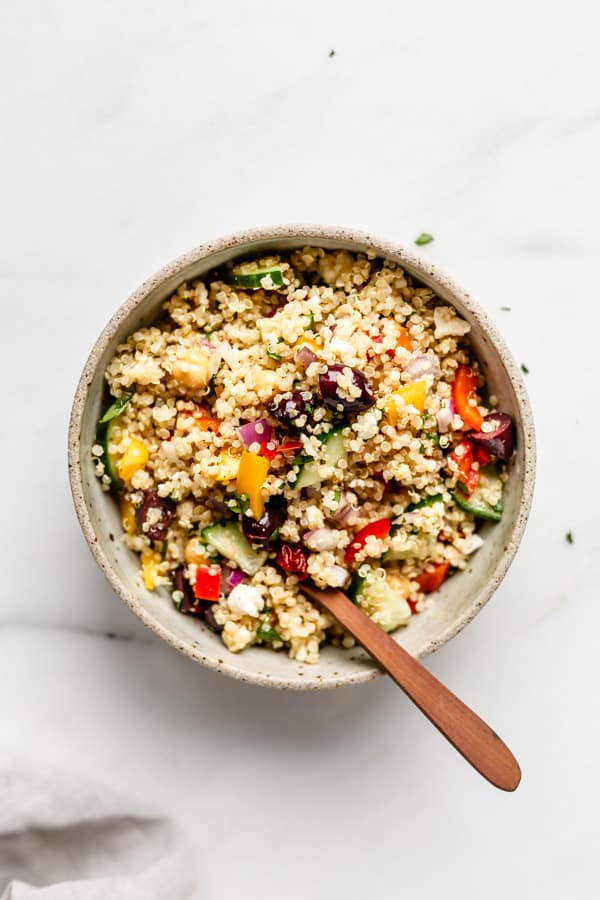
xmin=301 ymin=583 xmax=521 ymax=792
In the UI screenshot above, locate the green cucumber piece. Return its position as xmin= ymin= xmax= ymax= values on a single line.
xmin=294 ymin=429 xmax=347 ymax=492
xmin=383 ymin=533 xmax=436 ymax=562
xmin=225 ymin=262 xmax=286 ymax=289
xmin=348 ymin=570 xmax=367 ymax=603
xmin=405 ymin=493 xmax=443 ymax=513
xmin=201 ymin=522 xmax=267 ymax=575
xmin=95 ymin=393 xmax=134 ymax=492
xmin=97 ymin=417 xmax=123 ymax=491
xmin=452 ymin=467 xmax=504 ymax=522
xmin=351 ymin=566 xmax=411 ymax=632
xmin=322 ymin=429 xmax=347 ymax=468
xmin=295 ymin=460 xmax=321 ymax=491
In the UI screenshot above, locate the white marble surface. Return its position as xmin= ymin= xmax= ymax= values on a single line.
xmin=1 ymin=0 xmax=599 ymax=896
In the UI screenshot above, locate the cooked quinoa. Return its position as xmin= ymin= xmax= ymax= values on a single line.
xmin=93 ymin=248 xmax=515 ymax=663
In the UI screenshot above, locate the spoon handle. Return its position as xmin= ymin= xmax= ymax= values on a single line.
xmin=303 ymin=585 xmax=521 ymax=792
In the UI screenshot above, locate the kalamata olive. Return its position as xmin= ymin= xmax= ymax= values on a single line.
xmin=203 ymin=604 xmax=223 ymax=633
xmin=469 ymin=413 xmax=515 ymax=461
xmin=135 ymin=492 xmax=175 ymax=541
xmin=173 ymin=565 xmax=197 ymax=614
xmin=269 ymin=390 xmax=315 ymax=430
xmin=242 ymin=496 xmax=287 ymax=546
xmin=318 ymin=364 xmax=375 ymax=414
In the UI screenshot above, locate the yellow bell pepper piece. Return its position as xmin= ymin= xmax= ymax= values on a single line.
xmin=215 ymin=450 xmax=241 ymax=483
xmin=120 ymin=497 xmax=137 ymax=535
xmin=385 ymin=380 xmax=428 ymax=425
xmin=293 ymin=337 xmax=321 ymax=354
xmin=141 ymin=549 xmax=161 ymax=591
xmin=117 ymin=438 xmax=149 ymax=483
xmin=236 ymin=450 xmax=270 ymax=519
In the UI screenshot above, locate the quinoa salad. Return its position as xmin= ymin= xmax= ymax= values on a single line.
xmin=93 ymin=248 xmax=516 ymax=664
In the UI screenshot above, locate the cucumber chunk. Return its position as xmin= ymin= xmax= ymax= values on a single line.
xmin=225 ymin=259 xmax=287 ymax=289
xmin=452 ymin=467 xmax=504 ymax=522
xmin=351 ymin=566 xmax=411 ymax=632
xmin=383 ymin=532 xmax=436 ymax=562
xmin=96 ymin=393 xmax=133 ymax=491
xmin=322 ymin=429 xmax=347 ymax=468
xmin=295 ymin=461 xmax=321 ymax=491
xmin=294 ymin=428 xmax=348 ymax=492
xmin=201 ymin=521 xmax=267 ymax=575
xmin=405 ymin=493 xmax=443 ymax=512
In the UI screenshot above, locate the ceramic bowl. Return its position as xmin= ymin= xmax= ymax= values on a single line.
xmin=68 ymin=225 xmax=535 ymax=690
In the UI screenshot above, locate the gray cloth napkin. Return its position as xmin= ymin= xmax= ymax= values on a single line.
xmin=0 ymin=753 xmax=196 ymax=899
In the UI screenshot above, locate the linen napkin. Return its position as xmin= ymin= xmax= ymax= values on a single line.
xmin=0 ymin=753 xmax=196 ymax=899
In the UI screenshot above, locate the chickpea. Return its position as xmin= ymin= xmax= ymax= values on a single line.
xmin=172 ymin=348 xmax=211 ymax=390
xmin=185 ymin=537 xmax=209 ymax=566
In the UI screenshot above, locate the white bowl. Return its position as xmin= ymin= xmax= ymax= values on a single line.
xmin=68 ymin=225 xmax=536 ymax=690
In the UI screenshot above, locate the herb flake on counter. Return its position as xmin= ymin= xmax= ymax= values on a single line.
xmin=521 ymin=363 xmax=530 ymax=374
xmin=415 ymin=233 xmax=434 ymax=246
xmin=329 ymin=49 xmax=335 ymax=57
xmin=566 ymin=531 xmax=574 ymax=544
xmin=500 ymin=306 xmax=512 ymax=311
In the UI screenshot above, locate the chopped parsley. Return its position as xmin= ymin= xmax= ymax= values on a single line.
xmin=521 ymin=363 xmax=530 ymax=374
xmin=257 ymin=622 xmax=281 ymax=642
xmin=267 ymin=349 xmax=282 ymax=361
xmin=415 ymin=233 xmax=434 ymax=246
xmin=98 ymin=392 xmax=133 ymax=425
xmin=566 ymin=531 xmax=574 ymax=544
xmin=225 ymin=493 xmax=250 ymax=515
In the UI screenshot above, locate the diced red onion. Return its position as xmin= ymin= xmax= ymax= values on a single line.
xmin=265 ymin=307 xmax=280 ymax=318
xmin=219 ymin=566 xmax=245 ymax=596
xmin=324 ymin=565 xmax=350 ymax=588
xmin=304 ymin=528 xmax=340 ymax=551
xmin=227 ymin=568 xmax=245 ymax=587
xmin=332 ymin=498 xmax=358 ymax=528
xmin=239 ymin=419 xmax=273 ymax=447
xmin=295 ymin=345 xmax=318 ymax=369
xmin=436 ymin=397 xmax=455 ymax=433
xmin=405 ymin=353 xmax=441 ymax=380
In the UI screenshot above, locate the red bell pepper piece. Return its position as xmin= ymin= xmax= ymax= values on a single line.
xmin=416 ymin=561 xmax=450 ymax=593
xmin=450 ymin=440 xmax=480 ymax=495
xmin=451 ymin=365 xmax=484 ymax=431
xmin=345 ymin=518 xmax=391 ymax=563
xmin=194 ymin=564 xmax=221 ymax=601
xmin=260 ymin=440 xmax=304 ymax=461
xmin=276 ymin=544 xmax=309 ymax=579
xmin=473 ymin=445 xmax=492 ymax=466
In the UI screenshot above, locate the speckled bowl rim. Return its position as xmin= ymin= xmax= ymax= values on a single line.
xmin=68 ymin=225 xmax=536 ymax=690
